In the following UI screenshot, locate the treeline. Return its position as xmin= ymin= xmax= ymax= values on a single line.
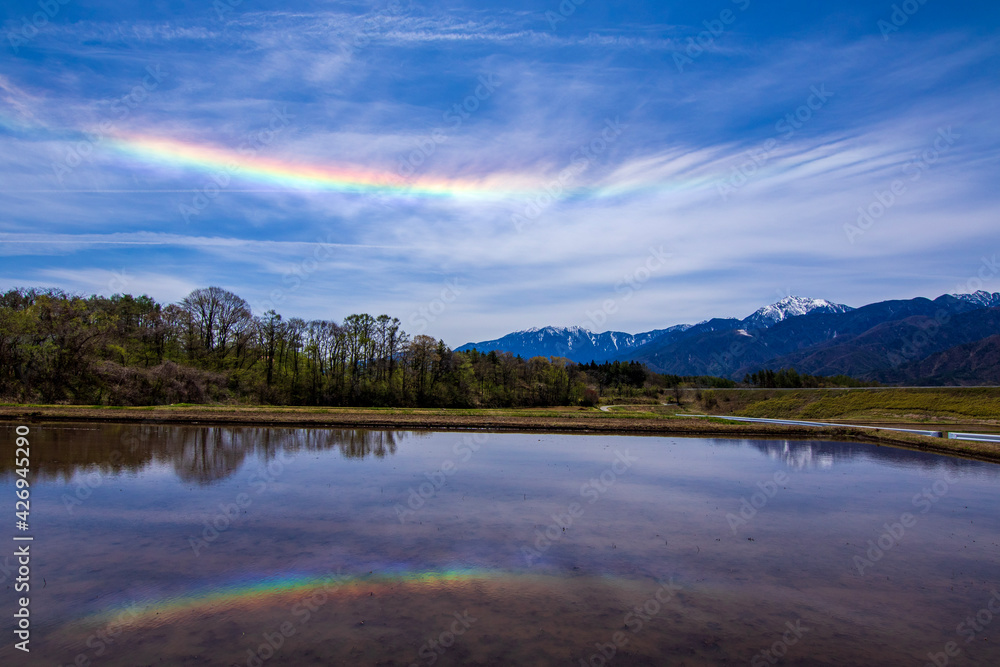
xmin=579 ymin=361 xmax=737 ymax=391
xmin=743 ymin=368 xmax=875 ymax=388
xmin=579 ymin=360 xmax=647 ymax=393
xmin=0 ymin=287 xmax=864 ymax=407
xmin=0 ymin=287 xmax=658 ymax=407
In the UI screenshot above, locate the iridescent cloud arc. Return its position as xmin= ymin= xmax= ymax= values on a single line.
xmin=109 ymin=133 xmax=549 ymax=201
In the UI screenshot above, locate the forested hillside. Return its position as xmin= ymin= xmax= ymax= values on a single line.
xmin=0 ymin=287 xmax=671 ymax=407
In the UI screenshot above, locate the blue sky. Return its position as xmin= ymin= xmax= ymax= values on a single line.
xmin=1 ymin=0 xmax=999 ymax=346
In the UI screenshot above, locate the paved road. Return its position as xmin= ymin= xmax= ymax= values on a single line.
xmin=685 ymin=414 xmax=999 ymax=442
xmin=599 ymin=406 xmax=999 ymax=441
xmin=948 ymin=432 xmax=1000 ymax=443
xmin=702 ymin=415 xmax=944 ymax=438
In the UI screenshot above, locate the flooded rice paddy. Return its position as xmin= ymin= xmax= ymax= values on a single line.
xmin=1 ymin=424 xmax=999 ymax=666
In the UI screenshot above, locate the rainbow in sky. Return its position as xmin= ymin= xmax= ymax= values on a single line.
xmin=0 ymin=105 xmax=720 ymax=201
xmin=107 ymin=132 xmax=556 ymax=201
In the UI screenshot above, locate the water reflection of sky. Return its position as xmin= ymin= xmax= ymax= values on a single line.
xmin=1 ymin=425 xmax=998 ymax=666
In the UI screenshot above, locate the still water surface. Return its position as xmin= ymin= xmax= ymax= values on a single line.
xmin=1 ymin=424 xmax=999 ymax=666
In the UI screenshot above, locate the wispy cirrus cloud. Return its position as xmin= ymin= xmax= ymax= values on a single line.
xmin=1 ymin=1 xmax=999 ymax=344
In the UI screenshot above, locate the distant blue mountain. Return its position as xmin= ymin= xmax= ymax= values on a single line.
xmin=625 ymin=293 xmax=1000 ymax=381
xmin=455 ymin=324 xmax=690 ymax=363
xmin=458 ymin=293 xmax=1000 ymax=383
xmin=457 ymin=296 xmax=852 ymax=364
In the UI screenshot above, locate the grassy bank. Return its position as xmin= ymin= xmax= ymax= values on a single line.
xmin=2 ymin=400 xmax=999 ymax=465
xmin=690 ymin=387 xmax=1000 ymax=423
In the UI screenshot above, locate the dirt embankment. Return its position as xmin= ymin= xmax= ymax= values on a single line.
xmin=2 ymin=404 xmax=999 ymax=465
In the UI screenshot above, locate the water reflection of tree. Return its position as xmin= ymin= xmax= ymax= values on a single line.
xmin=337 ymin=429 xmax=398 ymax=459
xmin=0 ymin=425 xmax=410 ymax=483
xmin=173 ymin=428 xmax=256 ymax=484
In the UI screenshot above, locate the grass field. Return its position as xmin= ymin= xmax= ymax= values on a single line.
xmin=691 ymin=387 xmax=1000 ymax=423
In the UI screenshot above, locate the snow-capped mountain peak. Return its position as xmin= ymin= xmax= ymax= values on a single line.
xmin=456 ymin=324 xmax=690 ymax=363
xmin=951 ymin=290 xmax=1000 ymax=308
xmin=457 ymin=299 xmax=850 ymax=363
xmin=742 ymin=296 xmax=853 ymax=330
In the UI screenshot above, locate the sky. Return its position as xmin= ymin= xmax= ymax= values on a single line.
xmin=1 ymin=0 xmax=999 ymax=347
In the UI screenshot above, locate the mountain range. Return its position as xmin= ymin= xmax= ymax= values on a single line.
xmin=454 ymin=324 xmax=691 ymax=364
xmin=456 ymin=293 xmax=1000 ymax=385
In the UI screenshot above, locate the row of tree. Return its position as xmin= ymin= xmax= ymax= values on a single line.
xmin=743 ymin=368 xmax=875 ymax=388
xmin=0 ymin=287 xmax=865 ymax=407
xmin=0 ymin=287 xmax=672 ymax=407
